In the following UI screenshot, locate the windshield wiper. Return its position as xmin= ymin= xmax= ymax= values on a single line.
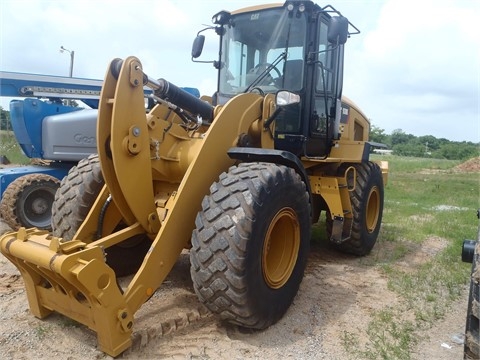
xmin=244 ymin=52 xmax=287 ymax=93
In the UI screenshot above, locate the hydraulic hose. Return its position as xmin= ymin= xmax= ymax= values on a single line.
xmin=96 ymin=195 xmax=112 ymax=239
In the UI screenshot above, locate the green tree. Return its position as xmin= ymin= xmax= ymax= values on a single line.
xmin=416 ymin=135 xmax=440 ymax=152
xmin=369 ymin=124 xmax=390 ymax=146
xmin=0 ymin=106 xmax=11 ymax=131
xmin=391 ymin=129 xmax=415 ymax=146
xmin=392 ymin=143 xmax=427 ymax=157
xmin=366 ymin=125 xmax=478 ymax=160
xmin=434 ymin=142 xmax=479 ymax=160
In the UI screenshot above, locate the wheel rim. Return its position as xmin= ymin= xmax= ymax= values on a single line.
xmin=22 ymin=188 xmax=56 ymax=228
xmin=365 ymin=186 xmax=380 ymax=233
xmin=262 ymin=207 xmax=300 ymax=289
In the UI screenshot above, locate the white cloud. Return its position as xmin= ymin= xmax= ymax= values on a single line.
xmin=344 ymin=0 xmax=480 ymax=141
xmin=1 ymin=0 xmax=479 ymax=142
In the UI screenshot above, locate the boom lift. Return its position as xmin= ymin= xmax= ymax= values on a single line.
xmin=0 ymin=1 xmax=388 ymax=356
xmin=0 ymin=71 xmax=102 ymax=229
xmin=0 ymin=72 xmax=167 ymax=230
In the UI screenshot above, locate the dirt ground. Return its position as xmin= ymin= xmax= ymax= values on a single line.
xmin=0 ymin=218 xmax=467 ymax=360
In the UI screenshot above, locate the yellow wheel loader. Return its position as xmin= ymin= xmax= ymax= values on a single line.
xmin=0 ymin=1 xmax=388 ymax=356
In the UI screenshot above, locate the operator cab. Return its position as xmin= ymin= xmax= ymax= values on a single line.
xmin=192 ymin=1 xmax=357 ymax=157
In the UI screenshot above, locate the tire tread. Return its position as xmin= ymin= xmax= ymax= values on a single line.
xmin=190 ymin=162 xmax=310 ymax=329
xmin=0 ymin=174 xmax=59 ymax=230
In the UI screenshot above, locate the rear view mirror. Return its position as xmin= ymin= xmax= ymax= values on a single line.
xmin=191 ymin=35 xmax=205 ymax=59
xmin=328 ymin=16 xmax=349 ymax=45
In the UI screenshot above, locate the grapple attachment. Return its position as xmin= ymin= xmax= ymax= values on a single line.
xmin=0 ymin=228 xmax=134 ymax=355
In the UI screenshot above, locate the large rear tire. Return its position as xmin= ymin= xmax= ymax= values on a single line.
xmin=327 ymin=162 xmax=384 ymax=256
xmin=52 ymin=154 xmax=149 ymax=276
xmin=190 ymin=162 xmax=311 ymax=329
xmin=0 ymin=174 xmax=59 ymax=230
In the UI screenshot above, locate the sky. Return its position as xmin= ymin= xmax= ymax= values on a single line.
xmin=0 ymin=0 xmax=479 ymax=143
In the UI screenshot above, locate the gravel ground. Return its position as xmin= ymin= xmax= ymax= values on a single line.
xmin=0 ymin=218 xmax=466 ymax=359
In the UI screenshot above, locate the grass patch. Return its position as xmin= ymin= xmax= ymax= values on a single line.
xmin=377 ymin=154 xmax=463 ymax=173
xmin=59 ymin=317 xmax=79 ymax=328
xmin=341 ymin=155 xmax=479 ymax=359
xmin=34 ymin=324 xmax=51 ymax=339
xmin=343 ymin=309 xmax=416 ymax=360
xmin=0 ymin=131 xmax=30 ymax=164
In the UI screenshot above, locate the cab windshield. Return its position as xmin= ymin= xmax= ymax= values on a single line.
xmin=219 ymin=7 xmax=307 ymax=96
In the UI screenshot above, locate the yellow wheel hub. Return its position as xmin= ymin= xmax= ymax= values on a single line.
xmin=262 ymin=207 xmax=300 ymax=289
xmin=366 ymin=186 xmax=380 ymax=233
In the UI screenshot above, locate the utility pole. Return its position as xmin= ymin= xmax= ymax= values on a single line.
xmin=59 ymin=46 xmax=75 ymax=106
xmin=60 ymin=46 xmax=75 ymax=77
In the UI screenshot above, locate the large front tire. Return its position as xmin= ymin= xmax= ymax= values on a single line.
xmin=52 ymin=154 xmax=104 ymax=239
xmin=52 ymin=154 xmax=149 ymax=276
xmin=190 ymin=163 xmax=311 ymax=329
xmin=328 ymin=162 xmax=384 ymax=256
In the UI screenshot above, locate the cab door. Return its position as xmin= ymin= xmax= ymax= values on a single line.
xmin=304 ymin=15 xmax=345 ymax=157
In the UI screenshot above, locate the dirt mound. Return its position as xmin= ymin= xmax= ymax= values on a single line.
xmin=454 ymin=157 xmax=480 ymax=172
